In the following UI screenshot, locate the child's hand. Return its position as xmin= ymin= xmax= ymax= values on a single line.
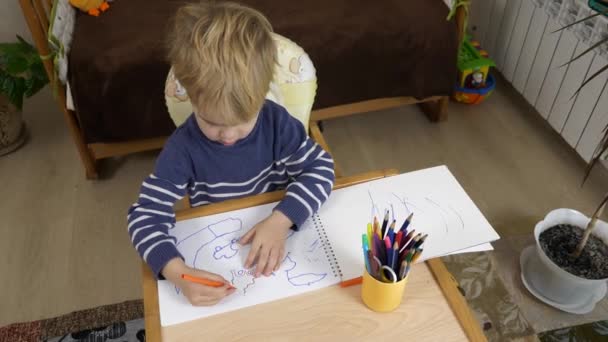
xmin=239 ymin=210 xmax=292 ymax=277
xmin=162 ymin=258 xmax=236 ymax=306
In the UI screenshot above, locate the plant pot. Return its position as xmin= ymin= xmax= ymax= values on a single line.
xmin=0 ymin=93 xmax=27 ymax=156
xmin=520 ymin=208 xmax=608 ymax=314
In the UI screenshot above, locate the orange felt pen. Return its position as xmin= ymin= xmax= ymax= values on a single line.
xmin=181 ymin=274 xmax=236 ymax=289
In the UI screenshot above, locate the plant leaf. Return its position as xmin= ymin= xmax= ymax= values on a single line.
xmin=0 ymin=74 xmax=25 ymax=110
xmin=551 ymin=11 xmax=607 ymax=34
xmin=561 ymin=36 xmax=608 ymax=68
xmin=4 ymin=56 xmax=29 ymax=75
xmin=573 ymin=64 xmax=608 ymax=99
xmin=24 ymin=74 xmax=47 ymax=98
xmin=0 ymin=36 xmax=48 ymax=103
xmin=0 ymin=42 xmax=30 ymax=58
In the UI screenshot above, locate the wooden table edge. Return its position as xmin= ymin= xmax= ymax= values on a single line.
xmin=142 ymin=168 xmax=485 ymax=341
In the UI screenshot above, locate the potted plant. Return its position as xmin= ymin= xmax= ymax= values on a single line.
xmin=0 ymin=35 xmax=49 ymax=156
xmin=522 ymin=204 xmax=608 ymax=314
xmin=520 ymin=8 xmax=608 ymax=314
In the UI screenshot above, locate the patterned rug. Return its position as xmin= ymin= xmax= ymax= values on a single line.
xmin=442 ymin=252 xmax=537 ymax=341
xmin=538 ymin=321 xmax=608 ymax=341
xmin=0 ymin=300 xmax=143 ymax=342
xmin=442 ymin=251 xmax=608 ymax=342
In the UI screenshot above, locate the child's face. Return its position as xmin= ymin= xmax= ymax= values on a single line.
xmin=194 ymin=111 xmax=258 ymax=146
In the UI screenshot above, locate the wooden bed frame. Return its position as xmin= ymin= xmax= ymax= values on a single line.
xmin=19 ymin=0 xmax=465 ymax=180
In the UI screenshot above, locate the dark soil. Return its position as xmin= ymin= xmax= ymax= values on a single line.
xmin=539 ymin=224 xmax=608 ymax=279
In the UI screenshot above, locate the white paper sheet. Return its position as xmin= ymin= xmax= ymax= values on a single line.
xmin=319 ymin=165 xmax=500 ymax=280
xmin=158 ymin=165 xmax=500 ymax=326
xmin=158 ymin=203 xmax=340 ymax=326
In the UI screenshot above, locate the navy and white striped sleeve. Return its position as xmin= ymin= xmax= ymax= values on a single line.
xmin=274 ymin=114 xmax=335 ymax=228
xmin=127 ymin=141 xmax=190 ymax=279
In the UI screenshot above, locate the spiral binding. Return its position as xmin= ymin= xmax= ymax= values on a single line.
xmin=312 ymin=214 xmax=342 ymax=278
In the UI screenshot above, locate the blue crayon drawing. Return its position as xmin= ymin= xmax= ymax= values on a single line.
xmin=230 ymin=268 xmax=257 ymax=294
xmin=173 ymin=218 xmax=244 ymax=295
xmin=172 ymin=217 xmax=331 ymax=296
xmin=307 ymin=239 xmax=320 ymax=253
xmin=283 ymin=254 xmax=327 ymax=286
xmin=213 ymin=238 xmax=239 ymax=260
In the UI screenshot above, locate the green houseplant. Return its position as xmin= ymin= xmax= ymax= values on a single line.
xmin=0 ymin=35 xmax=48 ymax=156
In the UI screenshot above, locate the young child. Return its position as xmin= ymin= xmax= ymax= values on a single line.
xmin=127 ymin=2 xmax=335 ymax=307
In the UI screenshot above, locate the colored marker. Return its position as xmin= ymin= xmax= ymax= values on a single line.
xmin=367 ymin=223 xmax=373 ymax=251
xmin=395 ymin=231 xmax=403 ymax=250
xmin=388 ymin=228 xmax=395 ymax=246
xmin=384 ymin=237 xmax=393 ymax=268
xmin=373 ymin=234 xmax=385 ymax=265
xmin=404 ymin=233 xmax=422 ymax=252
xmin=371 ymin=255 xmax=382 ymax=278
xmin=388 ymin=220 xmax=396 ymax=241
xmin=381 ymin=210 xmax=389 ymax=239
xmin=399 ymin=259 xmax=408 ymax=279
xmin=379 ymin=238 xmax=387 ymax=265
xmin=402 ymin=249 xmax=415 ymax=277
xmin=399 ymin=230 xmax=417 ymax=254
xmin=403 ymin=264 xmax=412 ymax=278
xmin=391 ymin=241 xmax=399 ymax=271
xmin=406 ymin=248 xmax=415 ymax=263
xmin=413 ymin=234 xmax=428 ymax=250
xmin=399 ymin=212 xmax=414 ymax=233
xmin=374 ymin=217 xmax=381 ymax=238
xmin=411 ymin=248 xmax=424 ymax=264
xmin=362 ymin=234 xmax=371 ymax=273
xmin=364 ymin=250 xmax=372 ymax=274
xmin=340 ymin=277 xmax=363 ymax=288
xmin=181 ymin=274 xmax=235 ymax=289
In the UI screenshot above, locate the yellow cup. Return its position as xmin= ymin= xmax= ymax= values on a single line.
xmin=361 ymin=268 xmax=409 ymax=312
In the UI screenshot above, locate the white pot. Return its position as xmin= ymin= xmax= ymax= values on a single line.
xmin=521 ymin=208 xmax=608 ymax=314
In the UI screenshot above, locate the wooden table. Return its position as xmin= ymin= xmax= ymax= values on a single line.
xmin=142 ymin=169 xmax=487 ymax=341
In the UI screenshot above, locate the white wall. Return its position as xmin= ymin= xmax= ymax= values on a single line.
xmin=1 ymin=1 xmax=34 ymax=42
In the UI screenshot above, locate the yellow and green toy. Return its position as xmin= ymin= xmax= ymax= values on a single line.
xmin=453 ymin=36 xmax=496 ymax=105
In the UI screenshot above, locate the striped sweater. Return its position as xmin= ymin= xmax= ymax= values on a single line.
xmin=127 ymin=100 xmax=335 ymax=278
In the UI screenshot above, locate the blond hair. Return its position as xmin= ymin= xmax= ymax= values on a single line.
xmin=167 ymin=1 xmax=276 ymax=124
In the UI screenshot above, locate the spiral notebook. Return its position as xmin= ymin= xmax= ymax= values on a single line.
xmin=157 ymin=166 xmax=500 ymax=326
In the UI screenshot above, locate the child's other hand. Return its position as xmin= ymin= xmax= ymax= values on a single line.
xmin=239 ymin=210 xmax=292 ymax=277
xmin=162 ymin=258 xmax=236 ymax=306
